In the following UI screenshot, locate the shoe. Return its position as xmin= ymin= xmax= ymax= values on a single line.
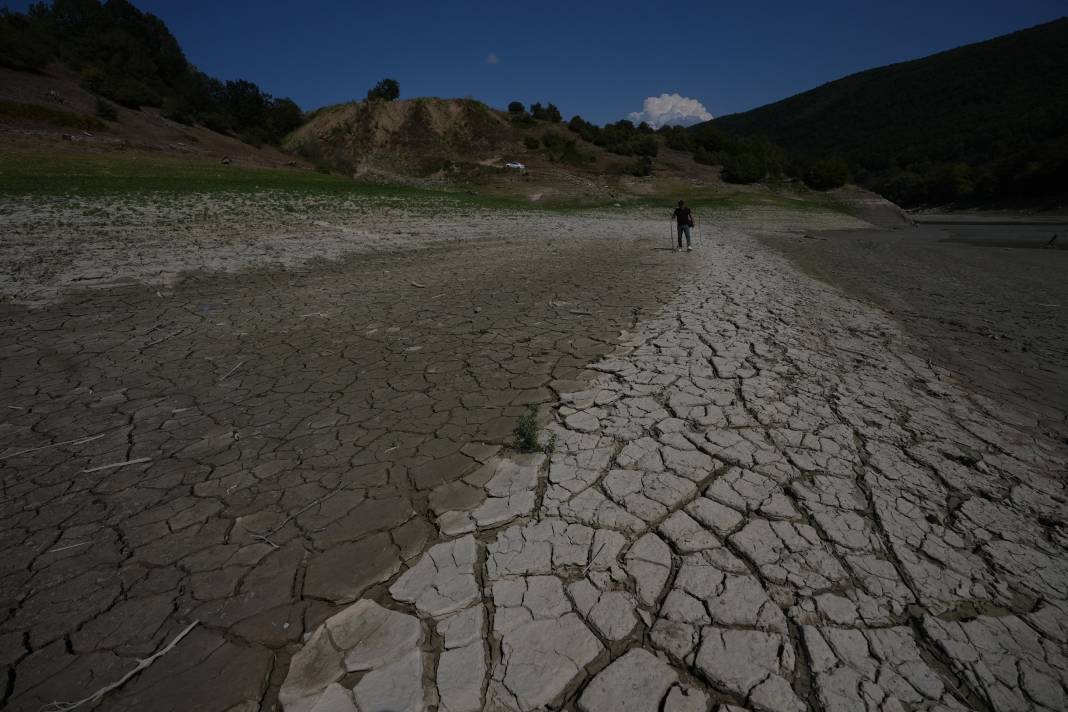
xmin=686 ymin=247 xmax=693 ymax=252
xmin=674 ymin=248 xmax=680 ymax=252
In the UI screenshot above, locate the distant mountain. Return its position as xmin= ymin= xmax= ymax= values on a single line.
xmin=710 ymin=18 xmax=1068 ymax=207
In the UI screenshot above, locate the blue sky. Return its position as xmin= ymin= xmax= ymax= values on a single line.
xmin=4 ymin=0 xmax=1065 ymax=124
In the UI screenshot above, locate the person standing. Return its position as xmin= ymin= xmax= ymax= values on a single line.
xmin=672 ymin=200 xmax=695 ymax=252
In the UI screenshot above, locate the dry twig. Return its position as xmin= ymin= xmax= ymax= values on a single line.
xmin=47 ymin=541 xmax=93 ymax=554
xmin=581 ymin=542 xmax=608 ymax=576
xmin=82 ymin=457 xmax=151 ymax=473
xmin=219 ymin=360 xmax=245 ymax=382
xmin=1 ymin=433 xmax=106 ymax=461
xmin=40 ymin=620 xmax=199 ymax=712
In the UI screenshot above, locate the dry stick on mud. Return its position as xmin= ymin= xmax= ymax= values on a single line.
xmin=47 ymin=541 xmax=93 ymax=554
xmin=219 ymin=360 xmax=245 ymax=382
xmin=243 ymin=490 xmax=340 ymax=549
xmin=40 ymin=620 xmax=200 ymax=712
xmin=143 ymin=329 xmax=184 ymax=349
xmin=0 ymin=433 xmax=107 ymax=461
xmin=82 ymin=457 xmax=151 ymax=473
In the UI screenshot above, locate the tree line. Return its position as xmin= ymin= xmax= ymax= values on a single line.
xmin=0 ymin=0 xmax=303 ymax=145
xmin=713 ymin=18 xmax=1068 ymax=207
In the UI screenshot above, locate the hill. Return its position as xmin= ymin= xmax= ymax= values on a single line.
xmin=710 ymin=18 xmax=1068 ymax=207
xmin=285 ymin=97 xmax=736 ymax=203
xmin=0 ymin=0 xmax=301 ymax=146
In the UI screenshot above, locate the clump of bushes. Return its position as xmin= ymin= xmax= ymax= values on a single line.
xmin=803 ymin=158 xmax=850 ymax=190
xmin=722 ymin=153 xmax=765 ymax=184
xmin=567 ymin=116 xmax=659 ymax=157
xmin=94 ymin=97 xmax=118 ymax=121
xmin=0 ymin=99 xmax=106 ymax=131
xmin=538 ymin=130 xmax=593 ymax=166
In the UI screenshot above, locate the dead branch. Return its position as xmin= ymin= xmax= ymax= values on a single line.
xmin=82 ymin=457 xmax=151 ymax=473
xmin=47 ymin=541 xmax=93 ymax=554
xmin=219 ymin=360 xmax=246 ymax=382
xmin=40 ymin=620 xmax=199 ymax=712
xmin=1 ymin=433 xmax=107 ymax=461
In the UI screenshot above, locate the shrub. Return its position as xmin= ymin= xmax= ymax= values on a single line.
xmin=507 ymin=101 xmax=525 ymax=114
xmin=559 ymin=142 xmax=593 ymax=166
xmin=94 ymin=97 xmax=118 ymax=122
xmin=626 ymin=156 xmax=653 ymax=176
xmin=660 ymin=125 xmax=694 ymax=152
xmin=631 ymin=134 xmax=659 ymax=157
xmin=0 ymin=11 xmax=52 ymax=70
xmin=545 ymin=103 xmax=562 ymax=123
xmin=529 ymin=102 xmax=546 ymax=120
xmin=540 ymin=131 xmax=569 ymax=151
xmin=523 ymin=135 xmax=539 ymax=150
xmin=0 ymin=100 xmax=106 ymax=131
xmin=722 ymin=153 xmax=765 ymax=183
xmin=804 ymin=158 xmax=850 ymax=190
xmin=81 ymin=67 xmax=161 ymax=108
xmin=693 ymin=146 xmax=717 ymax=165
xmin=513 ymin=407 xmax=541 ymax=452
xmin=366 ymin=78 xmax=400 ymax=102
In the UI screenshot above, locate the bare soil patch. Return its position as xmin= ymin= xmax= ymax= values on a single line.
xmin=761 ymin=220 xmax=1068 ymax=439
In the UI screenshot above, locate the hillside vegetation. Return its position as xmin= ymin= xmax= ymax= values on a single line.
xmin=711 ymin=18 xmax=1068 ymax=207
xmin=0 ymin=0 xmax=301 ymax=145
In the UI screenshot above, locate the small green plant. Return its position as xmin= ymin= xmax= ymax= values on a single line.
xmin=513 ymin=407 xmax=541 ymax=452
xmin=542 ymin=432 xmax=557 ymax=456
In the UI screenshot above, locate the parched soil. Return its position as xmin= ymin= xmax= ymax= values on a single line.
xmin=760 ymin=220 xmax=1068 ymax=438
xmin=0 ymin=208 xmax=718 ymax=711
xmin=11 ymin=199 xmax=1064 ymax=712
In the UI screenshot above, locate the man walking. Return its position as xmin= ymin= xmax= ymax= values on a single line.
xmin=672 ymin=200 xmax=695 ymax=252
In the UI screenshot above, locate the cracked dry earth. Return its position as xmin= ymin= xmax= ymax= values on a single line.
xmin=275 ymin=225 xmax=1068 ymax=711
xmin=3 ymin=208 xmax=1068 ymax=712
xmin=0 ymin=212 xmax=693 ymax=711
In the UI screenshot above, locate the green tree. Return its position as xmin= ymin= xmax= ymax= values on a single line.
xmin=366 ymin=78 xmax=400 ymax=101
xmin=545 ymin=103 xmax=562 ymax=122
xmin=267 ymin=97 xmax=303 ymax=139
xmin=507 ymin=101 xmax=524 ymax=114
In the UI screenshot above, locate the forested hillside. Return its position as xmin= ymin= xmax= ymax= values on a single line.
xmin=0 ymin=0 xmax=301 ymax=145
xmin=711 ymin=18 xmax=1068 ymax=207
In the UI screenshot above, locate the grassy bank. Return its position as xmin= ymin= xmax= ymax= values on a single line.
xmin=0 ymin=150 xmax=848 ymax=216
xmin=0 ymin=151 xmax=528 ymax=209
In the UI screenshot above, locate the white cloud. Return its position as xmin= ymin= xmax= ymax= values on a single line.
xmin=486 ymin=52 xmax=500 ymax=65
xmin=627 ymin=93 xmax=713 ymax=128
